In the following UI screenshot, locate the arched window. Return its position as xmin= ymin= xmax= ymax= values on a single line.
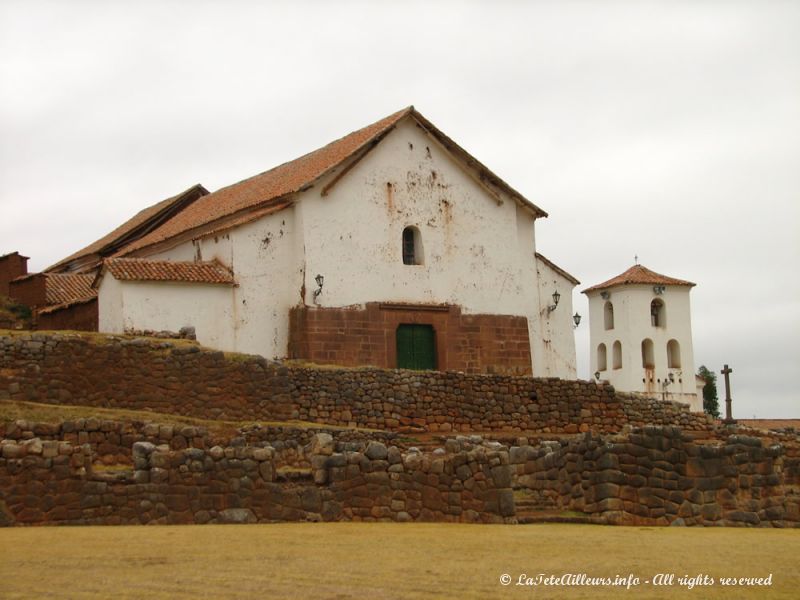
xmin=612 ymin=341 xmax=622 ymax=370
xmin=667 ymin=339 xmax=681 ymax=368
xmin=402 ymin=226 xmax=423 ymax=265
xmin=604 ymin=301 xmax=614 ymax=330
xmin=641 ymin=338 xmax=654 ymax=368
xmin=651 ymin=299 xmax=665 ymax=327
xmin=597 ymin=344 xmax=607 ymax=371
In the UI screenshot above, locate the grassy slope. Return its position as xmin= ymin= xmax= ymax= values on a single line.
xmin=0 ymin=296 xmax=30 ymax=328
xmin=0 ymin=399 xmax=372 ymax=439
xmin=0 ymin=523 xmax=797 ymax=599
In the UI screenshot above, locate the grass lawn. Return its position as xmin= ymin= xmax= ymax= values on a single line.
xmin=0 ymin=399 xmax=376 ymax=440
xmin=0 ymin=523 xmax=797 ymax=599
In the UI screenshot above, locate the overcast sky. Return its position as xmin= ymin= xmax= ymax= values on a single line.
xmin=1 ymin=1 xmax=797 ymax=418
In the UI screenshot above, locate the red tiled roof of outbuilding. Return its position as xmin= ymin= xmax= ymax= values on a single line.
xmin=37 ymin=295 xmax=97 ymax=315
xmin=11 ymin=272 xmax=97 ymax=305
xmin=101 ymin=258 xmax=235 ymax=285
xmin=44 ymin=273 xmax=97 ymax=305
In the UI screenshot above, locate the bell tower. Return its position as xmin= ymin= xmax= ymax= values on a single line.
xmin=583 ymin=264 xmax=701 ymax=411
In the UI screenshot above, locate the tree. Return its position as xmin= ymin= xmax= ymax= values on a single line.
xmin=697 ymin=365 xmax=720 ymax=418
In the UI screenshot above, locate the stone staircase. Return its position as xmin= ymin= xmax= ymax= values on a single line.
xmin=514 ymin=491 xmax=597 ymax=524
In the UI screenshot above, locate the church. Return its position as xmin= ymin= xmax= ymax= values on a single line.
xmin=3 ymin=107 xmax=581 ymax=378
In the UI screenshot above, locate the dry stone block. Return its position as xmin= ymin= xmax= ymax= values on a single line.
xmin=365 ymin=441 xmax=388 ymax=460
xmin=218 ymin=508 xmax=257 ymax=524
xmin=310 ymin=433 xmax=334 ymax=456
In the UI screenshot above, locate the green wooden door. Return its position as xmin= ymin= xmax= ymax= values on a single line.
xmin=396 ymin=324 xmax=437 ymax=370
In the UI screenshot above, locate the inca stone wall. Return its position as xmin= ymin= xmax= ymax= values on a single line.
xmin=0 ymin=429 xmax=514 ymax=526
xmin=0 ymin=418 xmax=210 ymax=466
xmin=0 ymin=419 xmax=404 ymax=472
xmin=2 ymin=418 xmax=797 ymax=528
xmin=511 ymin=426 xmax=800 ymax=527
xmin=0 ymin=332 xmax=713 ymax=434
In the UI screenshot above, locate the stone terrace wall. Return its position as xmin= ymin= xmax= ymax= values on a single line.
xmin=239 ymin=425 xmax=402 ymax=470
xmin=2 ymin=418 xmax=796 ymax=528
xmin=0 ymin=419 xmax=210 ymax=466
xmin=0 ymin=433 xmax=514 ymax=526
xmin=0 ymin=332 xmax=713 ymax=434
xmin=286 ymin=369 xmax=712 ymax=433
xmin=0 ymin=333 xmax=293 ymax=421
xmin=0 ymin=418 xmax=403 ymax=471
xmin=511 ymin=427 xmax=800 ymax=527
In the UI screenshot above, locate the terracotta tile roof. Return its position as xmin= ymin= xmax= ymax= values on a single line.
xmin=582 ymin=265 xmax=695 ymax=294
xmin=197 ymin=200 xmax=294 ymax=240
xmin=102 ymin=258 xmax=235 ymax=285
xmin=47 ymin=184 xmax=209 ymax=272
xmin=118 ymin=108 xmax=412 ymax=255
xmin=44 ymin=273 xmax=97 ymax=305
xmin=535 ymin=252 xmax=580 ymax=285
xmin=117 ymin=106 xmax=547 ymax=256
xmin=8 ymin=272 xmax=96 ymax=308
xmin=37 ymin=296 xmax=97 ymax=315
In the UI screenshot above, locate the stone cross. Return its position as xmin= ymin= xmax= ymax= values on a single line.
xmin=720 ymin=364 xmax=737 ymax=424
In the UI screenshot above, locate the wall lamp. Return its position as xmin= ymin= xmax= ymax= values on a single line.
xmin=572 ymin=312 xmax=581 ymax=328
xmin=547 ymin=290 xmax=561 ymax=313
xmin=653 ymin=285 xmax=665 ymax=295
xmin=594 ymin=371 xmax=601 ymax=381
xmin=663 ymin=372 xmax=675 ymax=389
xmin=313 ymin=274 xmax=324 ymax=300
xmin=600 ymin=291 xmax=610 ymax=300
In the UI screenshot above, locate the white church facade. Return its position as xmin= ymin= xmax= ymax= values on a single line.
xmin=44 ymin=106 xmax=579 ymax=377
xmin=583 ymin=264 xmax=702 ymax=411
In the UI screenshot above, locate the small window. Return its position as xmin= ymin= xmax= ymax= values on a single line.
xmin=597 ymin=343 xmax=607 ymax=371
xmin=641 ymin=338 xmax=654 ymax=368
xmin=402 ymin=226 xmax=423 ymax=265
xmin=612 ymin=340 xmax=622 ymax=369
xmin=604 ymin=301 xmax=614 ymax=330
xmin=667 ymin=339 xmax=681 ymax=368
xmin=651 ymin=299 xmax=665 ymax=327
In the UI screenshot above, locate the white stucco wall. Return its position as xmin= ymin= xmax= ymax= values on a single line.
xmin=98 ymin=276 xmax=236 ymax=350
xmin=298 ymin=119 xmax=537 ymax=316
xmin=533 ymin=256 xmax=578 ymax=379
xmin=587 ymin=284 xmax=700 ymax=411
xmin=145 ymin=208 xmax=303 ymax=358
xmin=97 ymin=274 xmax=124 ymax=333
